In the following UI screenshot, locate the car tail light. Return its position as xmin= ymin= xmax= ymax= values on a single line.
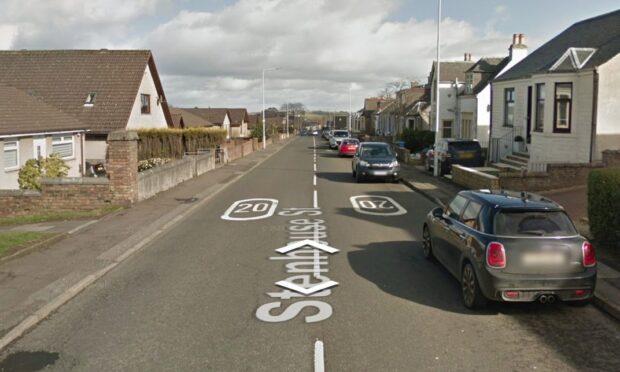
xmin=504 ymin=290 xmax=520 ymax=299
xmin=486 ymin=242 xmax=506 ymax=268
xmin=582 ymin=241 xmax=596 ymax=267
xmin=574 ymin=289 xmax=589 ymax=297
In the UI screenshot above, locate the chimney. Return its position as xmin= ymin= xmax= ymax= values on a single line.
xmin=468 ymin=53 xmax=472 ymax=61
xmin=507 ymin=32 xmax=528 ymax=67
xmin=464 ymin=53 xmax=468 ymax=61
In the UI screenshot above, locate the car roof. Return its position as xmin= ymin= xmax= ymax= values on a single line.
xmin=360 ymin=142 xmax=389 ymax=146
xmin=460 ymin=190 xmax=564 ymax=211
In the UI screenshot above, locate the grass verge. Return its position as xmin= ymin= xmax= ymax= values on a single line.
xmin=0 ymin=206 xmax=123 ymax=226
xmin=0 ymin=231 xmax=56 ymax=259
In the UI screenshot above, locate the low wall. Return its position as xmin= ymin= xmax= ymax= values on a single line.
xmin=242 ymin=140 xmax=253 ymax=157
xmin=137 ymin=152 xmax=216 ymax=201
xmin=392 ymin=146 xmax=411 ymax=164
xmin=0 ymin=178 xmax=113 ymax=217
xmin=451 ymin=165 xmax=500 ymax=190
xmin=500 ymin=163 xmax=605 ymax=191
xmin=603 ymin=150 xmax=620 ymax=168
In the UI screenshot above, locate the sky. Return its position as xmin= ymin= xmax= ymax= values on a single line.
xmin=0 ymin=0 xmax=618 ymax=112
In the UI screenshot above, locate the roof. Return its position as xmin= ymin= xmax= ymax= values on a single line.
xmin=496 ymin=10 xmax=620 ymax=82
xmin=182 ymin=108 xmax=229 ymax=125
xmin=247 ymin=114 xmax=260 ymax=129
xmin=0 ymin=49 xmax=173 ymax=134
xmin=227 ymin=108 xmax=249 ymax=127
xmin=429 ymin=61 xmax=476 ymax=83
xmin=169 ymin=107 xmax=213 ymax=128
xmin=363 ymin=97 xmax=388 ymax=111
xmin=0 ymin=84 xmax=87 ymax=136
xmin=460 ymin=190 xmax=563 ymax=211
xmin=466 ymin=57 xmax=510 ymax=94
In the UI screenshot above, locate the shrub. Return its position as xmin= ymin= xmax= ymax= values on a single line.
xmin=18 ymin=154 xmax=70 ymax=190
xmin=400 ymin=129 xmax=435 ymax=153
xmin=137 ymin=128 xmax=226 ymax=160
xmin=250 ymin=122 xmax=278 ymax=141
xmin=588 ymin=168 xmax=620 ymax=252
xmin=138 ymin=158 xmax=172 ymax=172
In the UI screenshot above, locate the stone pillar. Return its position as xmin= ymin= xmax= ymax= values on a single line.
xmin=106 ymin=130 xmax=139 ymax=204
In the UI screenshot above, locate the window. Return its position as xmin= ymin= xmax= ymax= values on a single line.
xmin=462 ymin=201 xmax=483 ymax=230
xmin=493 ymin=211 xmax=577 ymax=237
xmin=3 ymin=141 xmax=18 ymax=170
xmin=52 ymin=135 xmax=74 ymax=158
xmin=140 ymin=94 xmax=151 ymax=114
xmin=504 ymin=88 xmax=515 ymax=126
xmin=442 ymin=120 xmax=453 ymax=138
xmin=534 ymin=83 xmax=545 ymax=132
xmin=465 ymin=73 xmax=473 ymax=94
xmin=84 ymin=92 xmax=96 ymax=107
xmin=446 ymin=195 xmax=468 ymax=220
xmin=554 ymin=83 xmax=572 ymax=133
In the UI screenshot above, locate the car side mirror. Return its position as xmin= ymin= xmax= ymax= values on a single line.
xmin=432 ymin=207 xmax=443 ymax=218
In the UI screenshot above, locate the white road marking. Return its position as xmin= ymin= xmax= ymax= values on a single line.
xmin=313 ymin=190 xmax=318 ymax=208
xmin=314 ymin=163 xmax=317 ymax=172
xmin=275 ymin=239 xmax=339 ymax=254
xmin=349 ymin=195 xmax=407 ymax=216
xmin=314 ymin=340 xmax=325 ymax=372
xmin=313 ymin=174 xmax=317 ymax=186
xmin=221 ymin=198 xmax=279 ymax=221
xmin=275 ymin=280 xmax=339 ymax=295
xmin=67 ymin=220 xmax=98 ymax=234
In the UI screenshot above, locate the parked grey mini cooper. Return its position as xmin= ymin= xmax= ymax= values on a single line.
xmin=423 ymin=190 xmax=596 ymax=309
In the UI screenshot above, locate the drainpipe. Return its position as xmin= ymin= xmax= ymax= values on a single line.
xmin=488 ymin=83 xmax=494 ymax=163
xmin=455 ymin=78 xmax=460 ymax=138
xmin=589 ymin=69 xmax=599 ymax=163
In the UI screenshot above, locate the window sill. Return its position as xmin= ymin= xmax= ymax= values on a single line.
xmin=4 ymin=166 xmax=19 ymax=173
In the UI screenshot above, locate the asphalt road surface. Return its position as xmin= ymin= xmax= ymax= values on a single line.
xmin=1 ymin=136 xmax=620 ymax=371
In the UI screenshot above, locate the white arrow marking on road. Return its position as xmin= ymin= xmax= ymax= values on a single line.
xmin=275 ymin=239 xmax=339 ymax=254
xmin=275 ymin=280 xmax=339 ymax=295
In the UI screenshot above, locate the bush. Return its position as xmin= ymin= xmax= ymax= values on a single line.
xmin=138 ymin=158 xmax=172 ymax=172
xmin=18 ymin=154 xmax=70 ymax=190
xmin=588 ymin=168 xmax=620 ymax=252
xmin=400 ymin=129 xmax=435 ymax=153
xmin=137 ymin=128 xmax=227 ymax=160
xmin=250 ymin=123 xmax=278 ymax=141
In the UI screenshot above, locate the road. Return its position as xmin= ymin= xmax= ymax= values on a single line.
xmin=1 ymin=136 xmax=619 ymax=371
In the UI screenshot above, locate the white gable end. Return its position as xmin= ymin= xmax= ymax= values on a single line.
xmin=126 ymin=65 xmax=168 ymax=130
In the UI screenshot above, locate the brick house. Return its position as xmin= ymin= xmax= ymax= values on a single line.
xmin=489 ymin=10 xmax=620 ymax=169
xmin=0 ymin=50 xmax=173 ymax=164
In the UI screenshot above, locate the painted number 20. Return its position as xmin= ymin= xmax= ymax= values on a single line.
xmin=221 ymin=198 xmax=279 ymax=221
xmin=235 ymin=202 xmax=270 ymax=213
xmin=357 ymin=200 xmax=393 ymax=209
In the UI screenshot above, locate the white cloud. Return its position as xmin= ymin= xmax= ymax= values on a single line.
xmin=0 ymin=0 xmax=519 ymax=111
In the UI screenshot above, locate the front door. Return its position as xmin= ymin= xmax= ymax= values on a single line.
xmin=33 ymin=137 xmax=47 ymax=159
xmin=461 ymin=113 xmax=474 ymax=139
xmin=526 ymin=86 xmax=532 ymax=145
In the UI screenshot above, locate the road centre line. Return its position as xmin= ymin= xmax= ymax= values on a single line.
xmin=314 ymin=340 xmax=325 ymax=372
xmin=313 ymin=174 xmax=317 ymax=186
xmin=313 ymin=190 xmax=318 ymax=209
xmin=314 ymin=163 xmax=317 ymax=172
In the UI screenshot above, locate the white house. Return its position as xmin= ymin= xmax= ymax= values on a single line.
xmin=456 ymin=35 xmax=528 ymax=148
xmin=0 ymin=85 xmax=87 ymax=189
xmin=0 ymin=50 xmax=173 ymax=163
xmin=490 ymin=10 xmax=620 ymax=168
xmin=228 ymin=108 xmax=250 ymax=138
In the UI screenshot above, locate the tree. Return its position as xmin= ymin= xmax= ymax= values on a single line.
xmin=378 ymin=80 xmax=411 ymax=99
xmin=280 ymin=102 xmax=306 ymax=114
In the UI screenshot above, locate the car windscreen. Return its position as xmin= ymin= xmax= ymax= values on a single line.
xmin=448 ymin=141 xmax=481 ymax=152
xmin=360 ymin=144 xmax=393 ymax=158
xmin=333 ymin=131 xmax=349 ymax=137
xmin=493 ymin=210 xmax=577 ymax=237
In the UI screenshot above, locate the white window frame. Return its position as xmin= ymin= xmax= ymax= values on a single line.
xmin=52 ymin=135 xmax=75 ymax=159
xmin=3 ymin=140 xmax=19 ymax=171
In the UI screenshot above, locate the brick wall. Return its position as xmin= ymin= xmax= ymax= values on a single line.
xmin=451 ymin=165 xmax=501 ymax=190
xmin=603 ymin=150 xmax=620 ymax=167
xmin=499 ymin=162 xmax=605 ymax=191
xmin=106 ymin=131 xmax=138 ymax=204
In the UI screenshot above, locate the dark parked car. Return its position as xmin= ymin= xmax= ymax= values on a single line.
xmin=425 ymin=139 xmax=484 ymax=175
xmin=352 ymin=142 xmax=400 ymax=183
xmin=423 ymin=190 xmax=596 ymax=309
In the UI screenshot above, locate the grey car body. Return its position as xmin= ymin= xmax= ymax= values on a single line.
xmin=329 ymin=130 xmax=350 ymax=148
xmin=351 ymin=142 xmax=400 ymax=182
xmin=423 ymin=190 xmax=596 ymax=308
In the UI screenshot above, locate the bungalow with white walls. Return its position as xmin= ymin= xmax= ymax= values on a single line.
xmin=0 ymin=84 xmax=88 ymax=189
xmin=0 ymin=50 xmax=173 ymax=163
xmin=428 ymin=59 xmax=475 ymax=138
xmin=228 ymin=108 xmax=250 ymax=138
xmin=456 ymin=35 xmax=528 ymax=148
xmin=182 ymin=108 xmax=231 ymax=139
xmin=489 ymin=10 xmax=620 ymax=169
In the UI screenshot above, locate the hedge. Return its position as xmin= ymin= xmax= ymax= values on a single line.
xmin=137 ymin=128 xmax=227 ymax=160
xmin=400 ymin=129 xmax=435 ymax=153
xmin=588 ymin=168 xmax=620 ymax=252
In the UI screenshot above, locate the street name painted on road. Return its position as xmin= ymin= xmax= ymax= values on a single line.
xmin=350 ymin=195 xmax=407 ymax=216
xmin=221 ymin=198 xmax=279 ymax=221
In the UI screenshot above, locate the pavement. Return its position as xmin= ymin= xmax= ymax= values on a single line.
xmin=399 ymin=162 xmax=620 ymax=324
xmin=0 ymin=138 xmax=619 ymax=371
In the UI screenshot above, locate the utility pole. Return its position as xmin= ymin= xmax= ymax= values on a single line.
xmin=262 ymin=67 xmax=278 ymax=149
xmin=433 ymin=0 xmax=442 ymax=177
xmin=286 ymin=102 xmax=289 ymax=137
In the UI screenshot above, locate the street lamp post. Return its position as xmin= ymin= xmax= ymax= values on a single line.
xmin=286 ymin=102 xmax=289 ymax=137
xmin=348 ymin=86 xmax=352 ymax=132
xmin=433 ymin=0 xmax=442 ymax=177
xmin=262 ymin=67 xmax=278 ymax=149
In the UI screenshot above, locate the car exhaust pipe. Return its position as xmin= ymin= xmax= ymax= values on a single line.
xmin=539 ymin=295 xmax=548 ymax=303
xmin=547 ymin=295 xmax=556 ymax=304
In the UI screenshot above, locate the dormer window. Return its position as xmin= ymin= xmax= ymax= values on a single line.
xmin=465 ymin=73 xmax=473 ymax=94
xmin=84 ymin=92 xmax=96 ymax=107
xmin=549 ymin=47 xmax=597 ymax=71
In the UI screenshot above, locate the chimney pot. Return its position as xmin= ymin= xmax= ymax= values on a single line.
xmin=464 ymin=53 xmax=468 ymax=61
xmin=512 ymin=34 xmax=518 ymax=45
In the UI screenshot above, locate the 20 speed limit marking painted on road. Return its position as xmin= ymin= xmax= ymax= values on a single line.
xmin=349 ymin=195 xmax=407 ymax=216
xmin=221 ymin=198 xmax=279 ymax=221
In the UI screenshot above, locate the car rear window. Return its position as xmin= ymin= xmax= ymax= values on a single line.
xmin=342 ymin=139 xmax=359 ymax=145
xmin=448 ymin=141 xmax=481 ymax=152
xmin=333 ymin=131 xmax=349 ymax=137
xmin=493 ymin=210 xmax=577 ymax=237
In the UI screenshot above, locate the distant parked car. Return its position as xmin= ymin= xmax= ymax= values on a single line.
xmin=422 ymin=190 xmax=596 ymax=309
xmin=425 ymin=139 xmax=484 ymax=175
xmin=338 ymin=138 xmax=359 ymax=157
xmin=329 ymin=130 xmax=350 ymax=149
xmin=352 ymin=142 xmax=400 ymax=183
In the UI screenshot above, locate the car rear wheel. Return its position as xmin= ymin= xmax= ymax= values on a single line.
xmin=461 ymin=263 xmax=487 ymax=309
xmin=422 ymin=225 xmax=434 ymax=260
